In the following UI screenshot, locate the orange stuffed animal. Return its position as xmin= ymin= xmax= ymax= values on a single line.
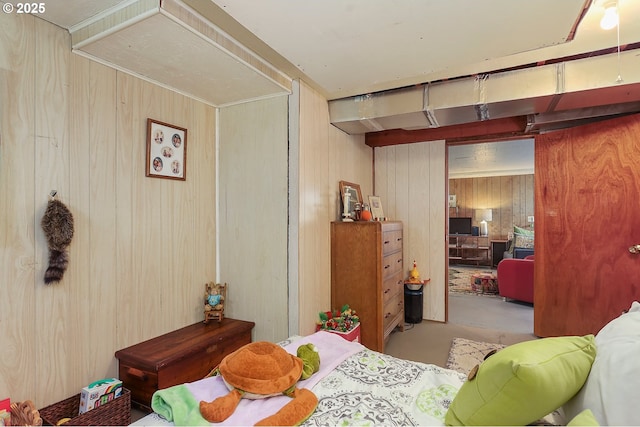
xmin=199 ymin=341 xmax=319 ymax=426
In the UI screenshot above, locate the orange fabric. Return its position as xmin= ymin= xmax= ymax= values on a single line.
xmin=254 ymin=388 xmax=318 ymax=426
xmin=199 ymin=388 xmax=242 ymax=423
xmin=199 ymin=341 xmax=317 ymax=425
xmin=218 ymin=342 xmax=303 ymax=394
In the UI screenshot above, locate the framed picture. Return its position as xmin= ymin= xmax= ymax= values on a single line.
xmin=146 ymin=118 xmax=187 ymax=180
xmin=339 ymin=181 xmax=363 ymax=205
xmin=368 ymin=195 xmax=384 ymax=220
xmin=449 ymin=194 xmax=457 ymax=208
xmin=339 ymin=181 xmax=363 ymax=219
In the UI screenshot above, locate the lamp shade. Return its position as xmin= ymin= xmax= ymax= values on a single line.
xmin=476 ymin=209 xmax=492 ymax=222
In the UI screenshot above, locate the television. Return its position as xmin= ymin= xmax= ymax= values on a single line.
xmin=449 ymin=217 xmax=472 ymax=235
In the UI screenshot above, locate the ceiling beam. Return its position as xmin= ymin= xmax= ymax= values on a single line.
xmin=365 ymin=116 xmax=530 ymax=147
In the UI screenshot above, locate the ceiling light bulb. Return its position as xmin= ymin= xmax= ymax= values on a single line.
xmin=600 ymin=5 xmax=619 ymax=30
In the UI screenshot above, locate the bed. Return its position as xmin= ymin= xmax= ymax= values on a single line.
xmin=132 ymin=331 xmax=467 ymax=426
xmin=133 ymin=302 xmax=640 ymax=426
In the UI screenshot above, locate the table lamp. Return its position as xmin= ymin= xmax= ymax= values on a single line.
xmin=476 ymin=209 xmax=492 ymax=236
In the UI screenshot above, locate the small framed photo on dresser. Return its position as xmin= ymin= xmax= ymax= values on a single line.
xmin=368 ymin=195 xmax=384 ymax=220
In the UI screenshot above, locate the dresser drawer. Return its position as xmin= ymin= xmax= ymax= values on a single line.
xmin=382 ymin=251 xmax=403 ymax=278
xmin=383 ymin=292 xmax=403 ymax=332
xmin=382 ymin=273 xmax=403 ymax=305
xmin=382 ymin=229 xmax=403 ymax=255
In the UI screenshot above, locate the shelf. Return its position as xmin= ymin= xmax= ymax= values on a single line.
xmin=448 ymin=235 xmax=491 ymax=266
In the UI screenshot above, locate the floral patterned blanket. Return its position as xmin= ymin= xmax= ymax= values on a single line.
xmin=301 ymin=347 xmax=466 ymax=426
xmin=134 ymin=334 xmax=466 ymax=426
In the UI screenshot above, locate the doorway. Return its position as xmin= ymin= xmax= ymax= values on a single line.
xmin=446 ymin=139 xmax=534 ymax=325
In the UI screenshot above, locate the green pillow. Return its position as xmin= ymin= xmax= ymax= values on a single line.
xmin=445 ymin=335 xmax=596 ymax=426
xmin=567 ymin=409 xmax=599 ymax=426
xmin=514 ymin=225 xmax=534 ymax=236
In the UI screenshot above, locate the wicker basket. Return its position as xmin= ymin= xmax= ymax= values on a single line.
xmin=39 ymin=388 xmax=131 ymax=426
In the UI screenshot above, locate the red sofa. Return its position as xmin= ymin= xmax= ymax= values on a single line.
xmin=497 ymin=255 xmax=534 ymax=304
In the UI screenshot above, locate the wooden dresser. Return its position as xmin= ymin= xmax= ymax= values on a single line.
xmin=331 ymin=221 xmax=404 ymax=352
xmin=115 ymin=318 xmax=254 ymax=410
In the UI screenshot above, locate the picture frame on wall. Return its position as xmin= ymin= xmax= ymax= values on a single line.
xmin=146 ymin=118 xmax=187 ymax=181
xmin=368 ymin=195 xmax=384 ymax=220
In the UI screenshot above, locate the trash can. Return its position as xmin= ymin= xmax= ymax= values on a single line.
xmin=404 ymin=283 xmax=423 ymax=324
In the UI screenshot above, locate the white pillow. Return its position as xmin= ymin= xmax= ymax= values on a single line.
xmin=563 ymin=301 xmax=640 ymax=425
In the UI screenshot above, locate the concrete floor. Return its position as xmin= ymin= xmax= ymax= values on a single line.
xmin=448 ymin=293 xmax=533 ymax=334
xmin=385 ymin=293 xmax=536 ymax=367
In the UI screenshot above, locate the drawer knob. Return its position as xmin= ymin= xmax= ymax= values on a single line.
xmin=384 ymin=288 xmax=390 ymax=294
xmin=127 ymin=367 xmax=147 ymax=381
xmin=384 ymin=264 xmax=390 ymax=270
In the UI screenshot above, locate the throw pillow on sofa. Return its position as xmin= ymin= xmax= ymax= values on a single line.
xmin=514 ymin=225 xmax=534 ymax=236
xmin=513 ymin=225 xmax=534 ymax=249
xmin=514 ymin=233 xmax=534 ymax=249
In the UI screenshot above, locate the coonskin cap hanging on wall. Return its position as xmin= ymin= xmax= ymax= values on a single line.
xmin=41 ymin=193 xmax=74 ymax=284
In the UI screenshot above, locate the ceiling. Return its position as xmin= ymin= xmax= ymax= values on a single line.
xmin=449 ymin=139 xmax=534 ymax=179
xmin=30 ymin=0 xmax=640 ymax=141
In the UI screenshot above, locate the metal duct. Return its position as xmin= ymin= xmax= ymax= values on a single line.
xmin=329 ymin=48 xmax=640 ymax=135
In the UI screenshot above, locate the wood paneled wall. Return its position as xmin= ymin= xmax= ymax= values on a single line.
xmin=217 ymin=96 xmax=289 ymax=341
xmin=1 ymin=12 xmax=379 ymax=406
xmin=374 ymin=142 xmax=447 ymax=322
xmin=449 ymin=175 xmax=535 ymax=238
xmin=1 ymin=13 xmax=216 ymax=405
xmin=294 ymin=81 xmax=373 ymax=336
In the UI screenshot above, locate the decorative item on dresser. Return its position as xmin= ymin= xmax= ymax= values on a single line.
xmin=114 ymin=318 xmax=255 ymax=412
xmin=203 ymin=281 xmax=226 ymax=323
xmin=338 ymin=180 xmax=362 ymax=222
xmin=330 ymin=221 xmax=404 ymax=352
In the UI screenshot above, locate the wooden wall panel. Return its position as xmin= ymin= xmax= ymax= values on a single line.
xmin=1 ymin=16 xmax=217 ymax=405
xmin=68 ymin=55 xmax=119 ymax=389
xmin=375 ymin=141 xmax=447 ymax=322
xmin=449 ymin=174 xmax=534 ymax=238
xmin=218 ymin=96 xmax=289 ymax=342
xmin=299 ymin=81 xmax=330 ymax=339
xmin=428 ymin=142 xmax=447 ymax=321
xmin=34 ymin=17 xmax=72 ymax=405
xmin=0 ymin=11 xmax=37 ymax=402
xmin=295 ymin=81 xmax=372 ymax=337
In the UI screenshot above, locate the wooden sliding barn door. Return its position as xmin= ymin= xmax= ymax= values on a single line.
xmin=535 ymin=114 xmax=640 ymax=337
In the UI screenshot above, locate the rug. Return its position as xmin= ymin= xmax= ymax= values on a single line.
xmin=449 ymin=266 xmax=499 ymax=296
xmin=445 ymin=337 xmax=506 ymax=374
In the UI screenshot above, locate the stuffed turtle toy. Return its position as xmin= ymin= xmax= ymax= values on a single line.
xmin=199 ymin=341 xmax=320 ymax=426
